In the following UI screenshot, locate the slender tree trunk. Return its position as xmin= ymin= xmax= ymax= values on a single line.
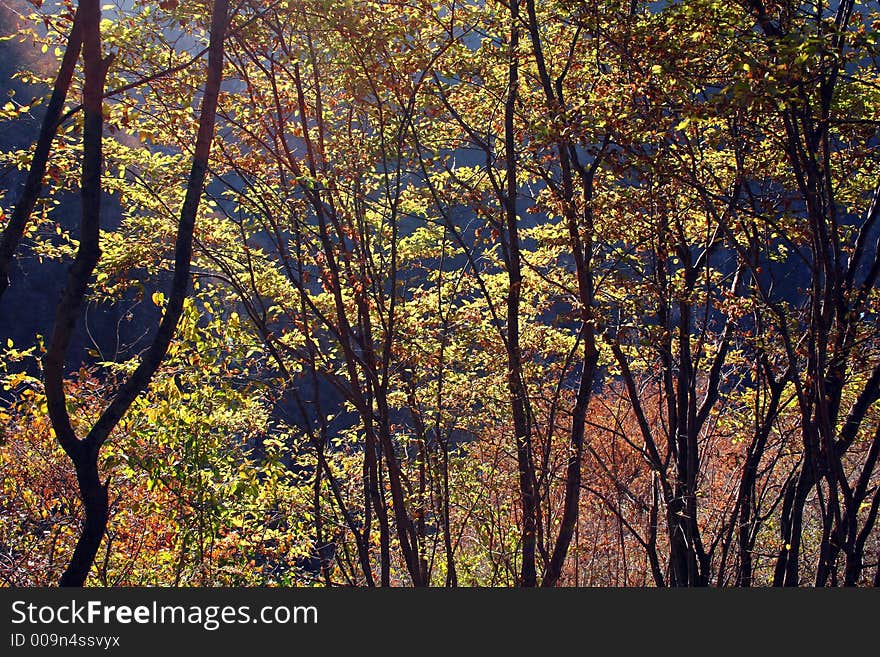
xmin=503 ymin=0 xmax=537 ymax=587
xmin=773 ymin=462 xmax=813 ymax=587
xmin=647 ymin=477 xmax=665 ymax=587
xmin=0 ymin=10 xmax=82 ymax=301
xmin=543 ymin=178 xmax=601 ymax=586
xmin=59 ymin=454 xmax=108 ymax=586
xmin=44 ymin=0 xmax=106 ymax=587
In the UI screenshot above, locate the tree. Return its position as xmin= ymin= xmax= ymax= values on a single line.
xmin=34 ymin=0 xmax=230 ymax=586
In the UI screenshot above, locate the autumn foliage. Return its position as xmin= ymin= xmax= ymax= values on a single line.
xmin=0 ymin=0 xmax=878 ymax=586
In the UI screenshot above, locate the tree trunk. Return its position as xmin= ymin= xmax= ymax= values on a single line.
xmin=0 ymin=10 xmax=82 ymax=301
xmin=59 ymin=453 xmax=108 ymax=586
